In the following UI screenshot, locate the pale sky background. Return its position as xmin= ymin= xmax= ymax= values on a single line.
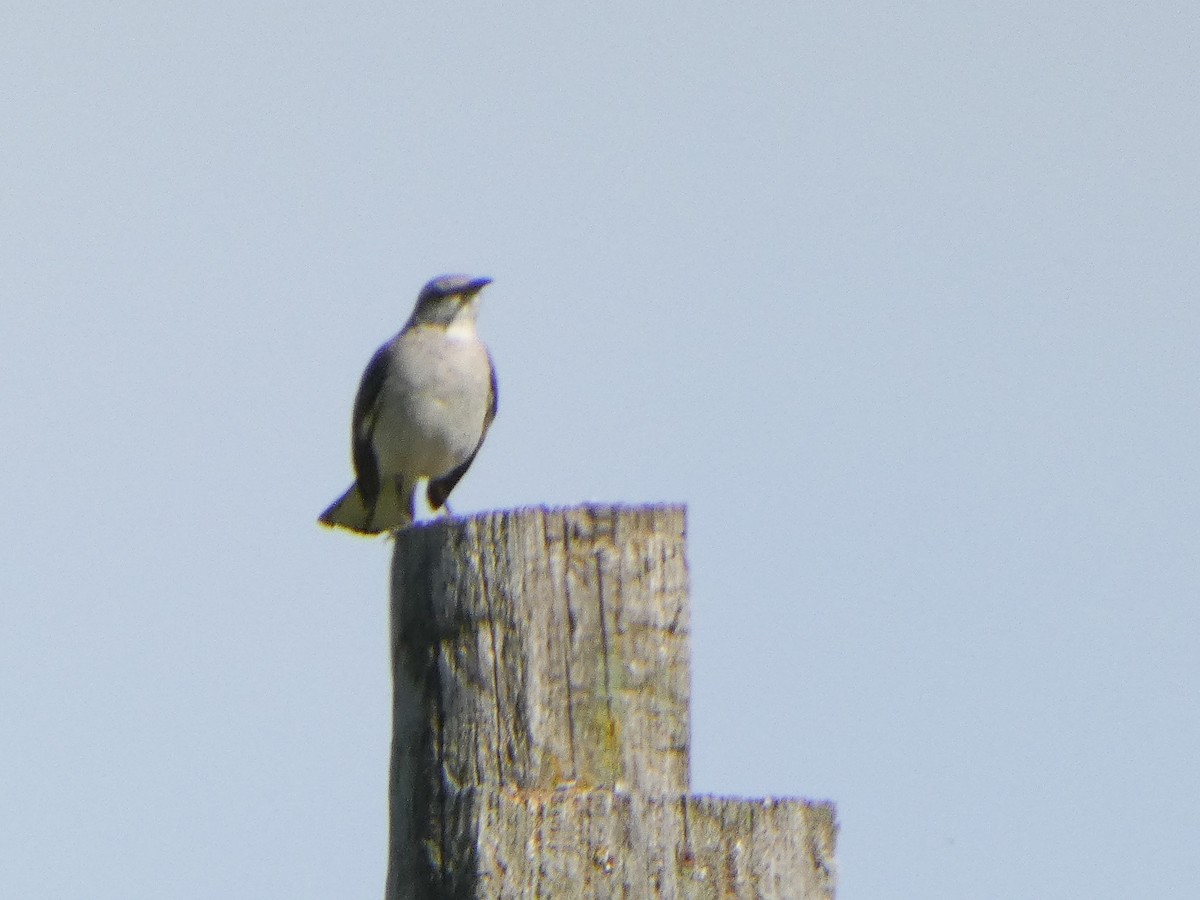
xmin=3 ymin=3 xmax=1198 ymax=898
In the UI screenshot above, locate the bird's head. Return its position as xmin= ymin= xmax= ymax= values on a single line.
xmin=409 ymin=274 xmax=492 ymax=328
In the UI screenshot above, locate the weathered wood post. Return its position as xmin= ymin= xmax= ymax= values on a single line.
xmin=385 ymin=504 xmax=837 ymax=899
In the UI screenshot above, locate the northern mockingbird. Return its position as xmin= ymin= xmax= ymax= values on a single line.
xmin=319 ymin=274 xmax=497 ymax=534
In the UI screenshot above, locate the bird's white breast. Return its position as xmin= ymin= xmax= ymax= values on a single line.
xmin=371 ymin=323 xmax=491 ymax=479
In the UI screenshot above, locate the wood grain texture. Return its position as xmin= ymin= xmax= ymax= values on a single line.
xmin=384 ymin=504 xmax=837 ymax=899
xmin=390 ymin=504 xmax=691 ymax=795
xmin=442 ymin=788 xmax=838 ymax=900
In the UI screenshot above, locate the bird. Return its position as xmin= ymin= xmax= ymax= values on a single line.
xmin=319 ymin=274 xmax=497 ymax=535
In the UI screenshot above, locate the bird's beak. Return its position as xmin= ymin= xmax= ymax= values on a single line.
xmin=464 ymin=276 xmax=493 ymax=294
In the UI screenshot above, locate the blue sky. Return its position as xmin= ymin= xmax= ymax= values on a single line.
xmin=3 ymin=3 xmax=1198 ymax=897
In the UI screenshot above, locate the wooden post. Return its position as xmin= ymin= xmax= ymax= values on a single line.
xmin=385 ymin=504 xmax=837 ymax=899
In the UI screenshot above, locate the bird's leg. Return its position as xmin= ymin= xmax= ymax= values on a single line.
xmin=398 ymin=474 xmax=416 ymax=523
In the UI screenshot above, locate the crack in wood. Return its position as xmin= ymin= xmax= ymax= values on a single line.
xmin=595 ymin=555 xmax=616 ymax=729
xmin=560 ymin=522 xmax=579 ymax=783
xmin=479 ymin=540 xmax=506 ymax=786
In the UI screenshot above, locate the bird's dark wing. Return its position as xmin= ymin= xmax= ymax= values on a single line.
xmin=350 ymin=342 xmax=391 ymax=507
xmin=427 ymin=351 xmax=497 ymax=510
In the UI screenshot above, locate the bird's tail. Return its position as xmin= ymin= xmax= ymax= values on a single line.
xmin=318 ymin=481 xmax=413 ymax=535
xmin=318 ymin=484 xmax=375 ymax=533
